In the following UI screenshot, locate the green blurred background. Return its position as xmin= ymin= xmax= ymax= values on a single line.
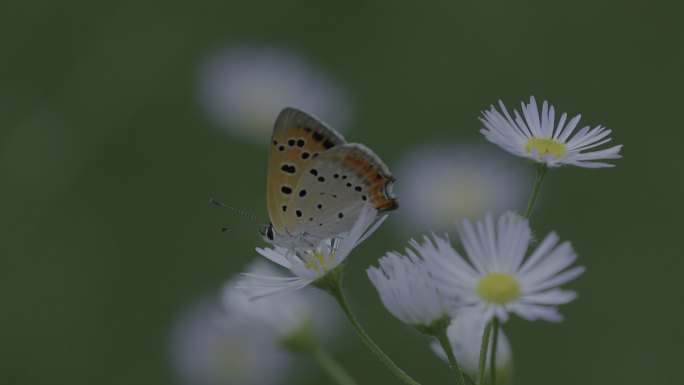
xmin=1 ymin=0 xmax=682 ymax=384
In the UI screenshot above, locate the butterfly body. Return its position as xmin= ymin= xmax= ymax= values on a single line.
xmin=264 ymin=108 xmax=398 ymax=249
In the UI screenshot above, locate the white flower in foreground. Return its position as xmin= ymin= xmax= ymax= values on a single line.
xmin=394 ymin=143 xmax=532 ymax=232
xmin=367 ymin=250 xmax=449 ymax=327
xmin=223 ymin=261 xmax=341 ymax=341
xmin=238 ymin=205 xmax=385 ymax=299
xmin=198 ymin=45 xmax=353 ymax=143
xmin=480 ymin=96 xmax=622 ymax=168
xmin=169 ymin=297 xmax=291 ymax=385
xmin=420 ymin=213 xmax=585 ymax=323
xmin=431 ymin=313 xmax=513 ymax=384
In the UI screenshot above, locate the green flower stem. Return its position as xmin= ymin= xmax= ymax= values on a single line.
xmin=489 ymin=318 xmax=499 ymax=385
xmin=476 ymin=321 xmax=493 ymax=385
xmin=523 ymin=165 xmax=548 ymax=219
xmin=436 ymin=329 xmax=467 ymax=385
xmin=327 ymin=285 xmax=421 ymax=385
xmin=311 ymin=345 xmax=359 ymax=385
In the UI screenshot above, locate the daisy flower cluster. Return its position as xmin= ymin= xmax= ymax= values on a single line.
xmin=366 ymin=211 xmax=582 ymax=384
xmin=206 ymin=96 xmax=622 ymax=385
xmin=364 ymin=96 xmax=619 ymax=384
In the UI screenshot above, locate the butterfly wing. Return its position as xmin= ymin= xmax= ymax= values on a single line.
xmin=290 ymin=143 xmax=398 ymax=240
xmin=267 ymin=108 xmax=347 ymax=237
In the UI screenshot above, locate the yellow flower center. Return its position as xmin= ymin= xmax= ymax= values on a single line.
xmin=476 ymin=273 xmax=521 ymax=304
xmin=304 ymin=250 xmax=335 ymax=274
xmin=524 ymin=138 xmax=566 ymax=159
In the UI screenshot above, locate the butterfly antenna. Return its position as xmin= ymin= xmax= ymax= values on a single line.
xmin=220 ymin=223 xmax=263 ymax=233
xmin=209 ymin=199 xmax=262 ymax=222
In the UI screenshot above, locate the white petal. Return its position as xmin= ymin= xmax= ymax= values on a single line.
xmin=255 ymin=247 xmax=293 ymax=269
xmin=521 ymin=288 xmax=578 ymax=305
xmin=509 ymin=302 xmax=565 ymax=322
xmin=526 ymin=266 xmax=585 ymax=293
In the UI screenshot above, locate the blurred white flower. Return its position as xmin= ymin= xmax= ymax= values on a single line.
xmin=480 ymin=96 xmax=622 ymax=168
xmin=431 ymin=313 xmax=513 ymax=384
xmin=394 ymin=143 xmax=532 ymax=233
xmin=169 ymin=297 xmax=292 ymax=385
xmin=367 ymin=249 xmax=449 ymax=327
xmin=198 ymin=45 xmax=353 ymax=142
xmin=170 ymin=263 xmax=342 ymax=385
xmin=237 ymin=205 xmax=385 ymax=299
xmin=420 ymin=212 xmax=585 ymax=323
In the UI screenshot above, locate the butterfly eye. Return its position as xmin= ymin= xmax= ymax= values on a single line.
xmin=266 ymin=225 xmax=274 ymax=241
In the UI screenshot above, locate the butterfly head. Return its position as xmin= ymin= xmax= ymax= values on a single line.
xmin=259 ymin=221 xmax=323 ymax=250
xmin=259 ymin=223 xmax=276 ymax=243
xmin=259 ymin=222 xmax=295 ymax=247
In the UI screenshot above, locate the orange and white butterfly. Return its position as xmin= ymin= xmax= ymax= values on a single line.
xmin=261 ymin=108 xmax=398 ymax=249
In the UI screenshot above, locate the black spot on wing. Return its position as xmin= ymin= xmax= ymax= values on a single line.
xmin=281 ymin=164 xmax=296 ymax=174
xmin=281 ymin=186 xmax=292 ymax=195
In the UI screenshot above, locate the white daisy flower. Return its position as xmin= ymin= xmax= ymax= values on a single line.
xmin=169 ymin=297 xmax=292 ymax=385
xmin=237 ymin=205 xmax=386 ymax=299
xmin=480 ymin=96 xmax=622 ymax=168
xmin=197 ymin=45 xmax=353 ymax=143
xmin=420 ymin=212 xmax=585 ymax=323
xmin=367 ymin=249 xmax=449 ymax=327
xmin=431 ymin=313 xmax=513 ymax=384
xmin=394 ymin=143 xmax=532 ymax=233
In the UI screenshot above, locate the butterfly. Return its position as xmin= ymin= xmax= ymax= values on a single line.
xmin=261 ymin=107 xmax=398 ymax=249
